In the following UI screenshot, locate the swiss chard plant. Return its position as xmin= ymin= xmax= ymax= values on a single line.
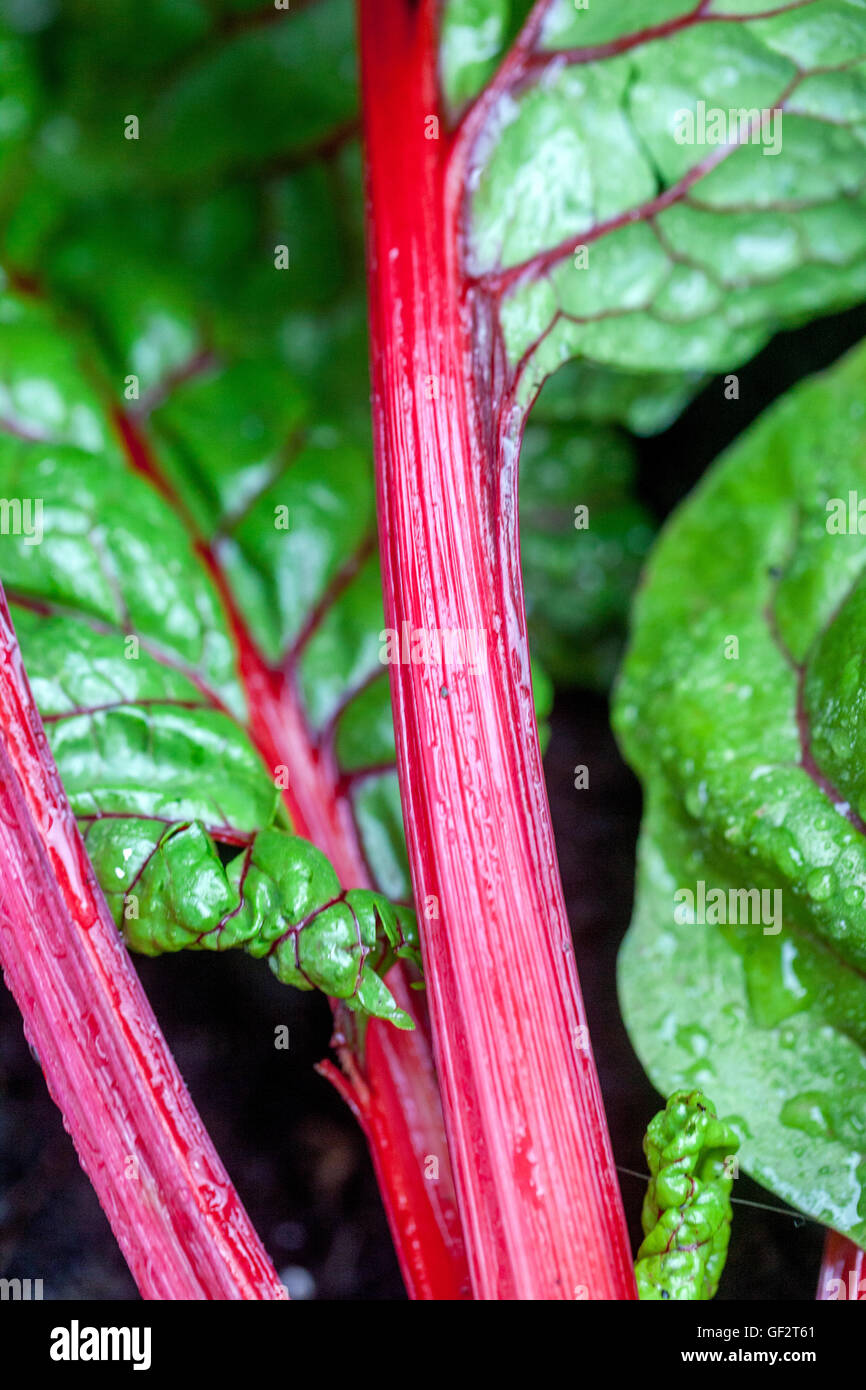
xmin=1 ymin=0 xmax=866 ymax=1301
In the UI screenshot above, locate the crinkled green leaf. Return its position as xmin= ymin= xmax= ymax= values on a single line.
xmin=451 ymin=0 xmax=866 ymax=402
xmin=434 ymin=0 xmax=866 ymax=692
xmin=540 ymin=0 xmax=696 ymax=50
xmin=0 ymin=286 xmax=415 ymax=1028
xmin=615 ymin=339 xmax=866 ymax=1244
xmin=117 ymin=823 xmax=420 ymax=1029
xmin=636 ymin=1090 xmax=740 ymax=1301
xmin=142 ymin=352 xmax=408 ymax=891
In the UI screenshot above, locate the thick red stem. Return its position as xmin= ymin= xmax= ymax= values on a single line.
xmin=0 ymin=590 xmax=286 ymax=1299
xmin=817 ymin=1231 xmax=866 ymax=1300
xmin=359 ymin=0 xmax=635 ymax=1299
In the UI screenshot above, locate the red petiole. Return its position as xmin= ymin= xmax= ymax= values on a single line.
xmin=0 ymin=591 xmax=286 ymax=1300
xmin=358 ymin=0 xmax=635 ymax=1300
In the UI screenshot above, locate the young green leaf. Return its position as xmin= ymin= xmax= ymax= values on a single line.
xmin=121 ymin=823 xmax=420 ymax=1029
xmin=615 ymin=338 xmax=866 ymax=1246
xmin=435 ymin=0 xmax=866 ymax=695
xmin=636 ymin=1090 xmax=739 ymax=1301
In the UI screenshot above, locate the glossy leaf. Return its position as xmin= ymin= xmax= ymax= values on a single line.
xmin=0 ymin=290 xmax=416 ymax=1028
xmin=449 ymin=0 xmax=866 ymax=404
xmin=615 ymin=339 xmax=866 ymax=1245
xmin=0 ymin=11 xmax=411 ymax=883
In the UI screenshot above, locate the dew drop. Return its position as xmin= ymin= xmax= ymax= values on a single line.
xmin=806 ymin=868 xmax=835 ymax=903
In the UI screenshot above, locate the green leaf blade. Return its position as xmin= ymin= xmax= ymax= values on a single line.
xmin=615 ymin=340 xmax=866 ymax=1245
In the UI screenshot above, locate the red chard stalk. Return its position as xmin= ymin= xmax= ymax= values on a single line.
xmin=359 ymin=0 xmax=636 ymax=1300
xmin=0 ymin=591 xmax=286 ymax=1300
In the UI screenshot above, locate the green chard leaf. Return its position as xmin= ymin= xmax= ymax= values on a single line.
xmin=434 ymin=0 xmax=866 ymax=693
xmin=615 ymin=338 xmax=866 ymax=1245
xmin=23 ymin=0 xmax=357 ymax=195
xmin=636 ymin=1090 xmax=740 ymax=1301
xmin=449 ymin=0 xmax=866 ymax=404
xmin=440 ymin=0 xmax=534 ymax=115
xmin=0 ymin=284 xmax=418 ymax=1029
xmin=0 ymin=0 xmax=416 ymax=901
xmin=0 ymin=2 xmax=426 ymax=1018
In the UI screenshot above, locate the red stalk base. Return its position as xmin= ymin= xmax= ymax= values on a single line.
xmin=0 ymin=591 xmax=286 ymax=1299
xmin=817 ymin=1231 xmax=866 ymax=1300
xmin=359 ymin=0 xmax=635 ymax=1299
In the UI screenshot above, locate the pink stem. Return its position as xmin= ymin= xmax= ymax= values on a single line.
xmin=0 ymin=588 xmax=286 ymax=1300
xmin=359 ymin=0 xmax=636 ymax=1300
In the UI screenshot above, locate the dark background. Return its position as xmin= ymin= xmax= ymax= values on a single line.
xmin=2 ymin=305 xmax=866 ymax=1301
